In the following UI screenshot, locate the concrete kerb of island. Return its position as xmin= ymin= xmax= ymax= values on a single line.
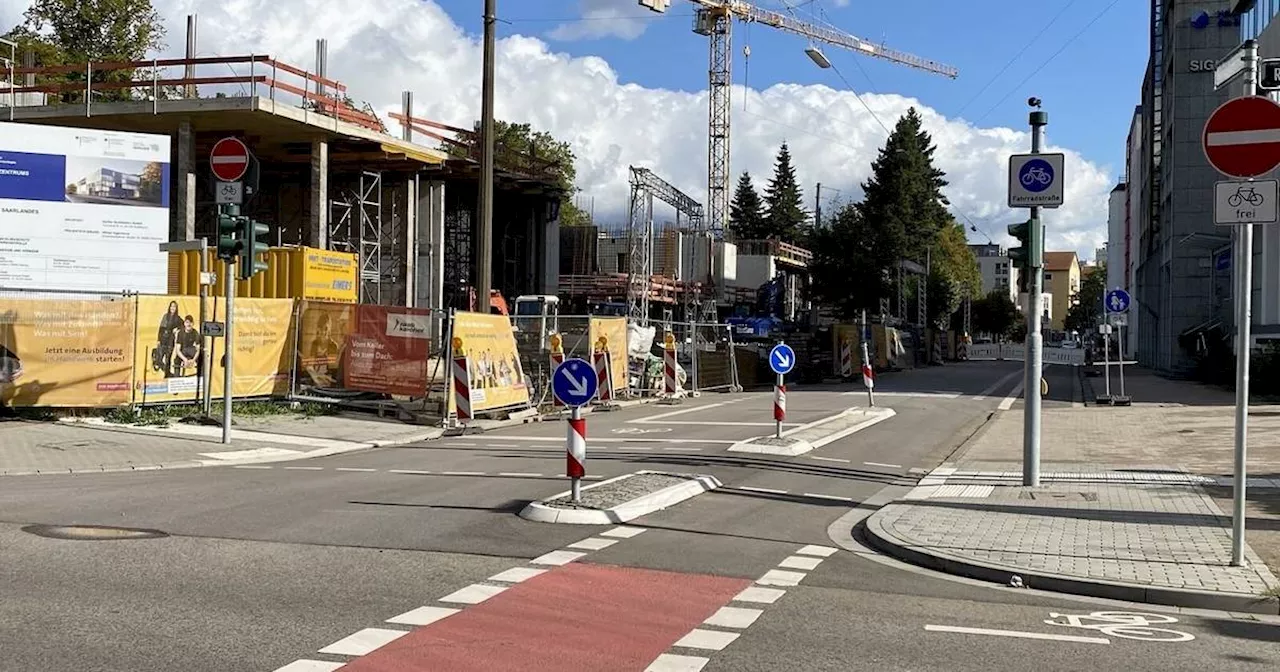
xmin=727 ymin=406 xmax=896 ymax=457
xmin=518 ymin=470 xmax=723 ymax=525
xmin=861 ymin=505 xmax=1280 ymax=616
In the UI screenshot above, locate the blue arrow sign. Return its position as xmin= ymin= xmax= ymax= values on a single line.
xmin=552 ymin=358 xmax=598 ymax=407
xmin=1105 ymin=288 xmax=1131 ymax=314
xmin=769 ymin=343 xmax=796 ymax=375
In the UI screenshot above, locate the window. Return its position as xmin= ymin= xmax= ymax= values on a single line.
xmin=1044 ymin=272 xmax=1053 ymax=281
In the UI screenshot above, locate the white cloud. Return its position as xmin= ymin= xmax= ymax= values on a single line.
xmin=547 ymin=0 xmax=652 ymax=42
xmin=10 ymin=0 xmax=1111 ymax=257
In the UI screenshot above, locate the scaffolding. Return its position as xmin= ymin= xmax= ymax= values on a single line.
xmin=327 ymin=170 xmax=386 ymax=304
xmin=626 ymin=166 xmax=705 ymax=325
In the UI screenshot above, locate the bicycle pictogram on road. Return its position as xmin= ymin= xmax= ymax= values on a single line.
xmin=1044 ymin=611 xmax=1195 ymax=642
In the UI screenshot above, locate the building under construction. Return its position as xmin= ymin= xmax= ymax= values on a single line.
xmin=0 ymin=19 xmax=563 ymax=312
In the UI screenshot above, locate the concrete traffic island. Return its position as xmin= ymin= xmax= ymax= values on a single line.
xmin=519 ymin=470 xmax=722 ymax=525
xmin=728 ymin=406 xmax=895 ymax=457
xmin=864 ymin=464 xmax=1280 ymax=615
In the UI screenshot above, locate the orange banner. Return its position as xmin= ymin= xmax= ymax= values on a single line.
xmin=344 ymin=305 xmax=433 ymax=396
xmin=1 ymin=297 xmax=134 ymax=407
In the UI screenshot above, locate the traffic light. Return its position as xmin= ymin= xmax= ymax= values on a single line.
xmin=237 ymin=217 xmax=270 ymax=281
xmin=1007 ymin=218 xmax=1041 ymax=295
xmin=217 ymin=210 xmax=242 ymax=261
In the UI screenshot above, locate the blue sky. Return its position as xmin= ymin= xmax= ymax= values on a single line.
xmin=440 ymin=0 xmax=1147 ymax=180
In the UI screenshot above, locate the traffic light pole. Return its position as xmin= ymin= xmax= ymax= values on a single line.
xmin=221 ymin=204 xmax=237 ymax=445
xmin=1231 ymin=42 xmax=1259 ymax=568
xmin=1023 ymin=110 xmax=1048 ymax=487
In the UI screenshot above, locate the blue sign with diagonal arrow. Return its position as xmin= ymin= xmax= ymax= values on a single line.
xmin=769 ymin=343 xmax=796 ymax=376
xmin=552 ymin=358 xmax=598 ymax=407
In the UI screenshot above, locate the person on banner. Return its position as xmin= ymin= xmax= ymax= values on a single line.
xmin=173 ymin=315 xmax=203 ymax=377
xmin=0 ymin=309 xmax=20 ymax=386
xmin=299 ymin=311 xmax=344 ymax=389
xmin=155 ymin=300 xmax=183 ymax=377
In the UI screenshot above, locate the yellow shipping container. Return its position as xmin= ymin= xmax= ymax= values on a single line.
xmin=167 ymin=246 xmax=357 ymax=303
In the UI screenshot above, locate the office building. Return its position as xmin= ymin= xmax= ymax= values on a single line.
xmin=1044 ymin=251 xmax=1080 ymax=332
xmin=969 ymin=243 xmax=1019 ymax=304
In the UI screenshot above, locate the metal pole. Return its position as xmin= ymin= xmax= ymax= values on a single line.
xmin=221 ymin=206 xmax=238 ymax=445
xmin=570 ymin=404 xmax=582 ymax=503
xmin=861 ymin=308 xmax=874 ymax=407
xmin=775 ymin=372 xmax=783 ymax=439
xmin=1103 ymin=324 xmax=1111 ymax=398
xmin=814 ymin=183 xmax=821 ymax=228
xmin=199 ymin=242 xmax=212 ymax=417
xmin=1024 ymin=109 xmax=1047 ymax=487
xmin=1232 ymin=42 xmax=1260 ymax=568
xmin=475 ymin=0 xmax=497 ymax=309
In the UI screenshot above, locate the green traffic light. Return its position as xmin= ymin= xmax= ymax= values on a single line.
xmin=237 ymin=218 xmax=271 ymax=280
xmin=217 ymin=212 xmax=241 ymax=260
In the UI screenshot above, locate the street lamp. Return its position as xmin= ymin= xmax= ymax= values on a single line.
xmin=805 ymin=46 xmax=832 ymax=69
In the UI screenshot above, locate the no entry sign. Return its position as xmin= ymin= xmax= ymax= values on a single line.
xmin=1203 ymin=96 xmax=1280 ymax=178
xmin=210 ymin=137 xmax=250 ymax=182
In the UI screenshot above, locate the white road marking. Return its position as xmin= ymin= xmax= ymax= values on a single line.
xmin=318 ymin=627 xmax=410 ymax=656
xmin=233 ymin=465 xmax=274 ymax=470
xmin=567 ymin=537 xmax=619 ymax=551
xmin=601 ymin=526 xmax=647 ymax=538
xmin=439 ymin=583 xmax=508 ymax=604
xmin=739 ymin=486 xmax=787 ymax=495
xmin=441 ymin=471 xmax=485 ymax=476
xmin=663 ymin=446 xmax=703 ymax=451
xmin=850 ymin=391 xmax=960 ymax=399
xmin=778 ymin=555 xmax=824 ymax=570
xmin=863 ymin=461 xmax=902 ymax=469
xmin=998 ymin=379 xmax=1026 ymax=411
xmin=795 ymin=545 xmax=838 ymax=558
xmin=802 ymin=492 xmax=852 ymax=502
xmin=200 ymin=447 xmax=304 ymax=461
xmin=733 ymin=586 xmax=786 ymax=604
xmin=273 ymin=661 xmax=344 ymax=672
xmin=441 ymin=442 xmax=477 ymax=447
xmin=673 ymin=628 xmax=740 ymax=651
xmin=648 ymin=421 xmax=798 ymax=427
xmin=490 ymin=435 xmax=737 ymax=445
xmin=645 ymin=653 xmax=710 ymax=672
xmin=974 ymin=368 xmax=1024 ymax=401
xmin=626 ymin=446 xmax=655 ymax=451
xmin=810 ymin=456 xmax=851 ymax=463
xmin=487 ymin=567 xmax=548 ymax=583
xmin=923 ymin=624 xmax=1110 ymax=644
xmin=388 ymin=469 xmax=432 ymax=475
xmin=757 ymin=569 xmax=806 ymax=586
xmin=487 ymin=443 xmax=518 ymax=447
xmin=284 ymin=466 xmax=324 ymax=471
xmin=704 ymin=606 xmax=764 ymax=629
xmin=530 ymin=550 xmax=588 ymax=566
xmin=386 ymin=605 xmax=460 ymax=626
xmin=498 ymin=472 xmax=545 ymax=477
xmin=335 ymin=467 xmax=377 ymax=472
xmin=629 ymin=403 xmax=729 ymax=423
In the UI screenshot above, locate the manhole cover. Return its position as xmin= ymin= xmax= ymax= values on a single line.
xmin=21 ymin=524 xmax=168 ymax=540
xmin=37 ymin=439 xmax=123 ymax=452
xmin=1020 ymin=491 xmax=1098 ymax=502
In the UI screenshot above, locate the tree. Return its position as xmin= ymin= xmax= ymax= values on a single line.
xmin=3 ymin=0 xmax=167 ymax=103
xmin=762 ymin=143 xmax=806 ymax=243
xmin=1065 ymin=263 xmax=1107 ymax=335
xmin=445 ymin=120 xmax=589 ymax=227
xmin=138 ymin=161 xmax=163 ymax=204
xmin=972 ymin=290 xmax=1022 ymax=340
xmin=728 ymin=171 xmax=766 ymax=240
xmin=809 ymin=203 xmax=895 ymax=318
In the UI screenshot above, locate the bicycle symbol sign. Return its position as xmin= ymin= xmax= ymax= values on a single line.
xmin=1018 ymin=159 xmax=1055 ymax=193
xmin=1214 ymin=179 xmax=1279 ymax=226
xmin=1227 ymin=184 xmax=1265 ymax=208
xmin=1045 ymin=611 xmax=1195 ymax=642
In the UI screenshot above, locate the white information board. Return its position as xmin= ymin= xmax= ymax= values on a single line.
xmin=0 ymin=121 xmax=171 ymax=293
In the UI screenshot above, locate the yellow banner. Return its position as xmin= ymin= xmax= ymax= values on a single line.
xmin=210 ymin=298 xmax=295 ymax=398
xmin=297 ymin=248 xmax=358 ymax=303
xmin=0 ymin=297 xmax=134 ymax=407
xmin=295 ymin=300 xmax=354 ymax=392
xmin=133 ymin=296 xmax=212 ymax=402
xmin=589 ymin=316 xmax=628 ymax=393
xmin=450 ymin=311 xmax=528 ymax=412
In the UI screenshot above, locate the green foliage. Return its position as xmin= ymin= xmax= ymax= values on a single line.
xmin=809 ymin=203 xmax=894 ymax=318
xmin=972 ymin=290 xmax=1022 ymax=339
xmin=762 ymin=143 xmax=807 ymax=243
xmin=729 ymin=171 xmax=767 ymax=240
xmin=858 ymin=108 xmax=952 ymax=264
xmin=926 ymin=269 xmax=960 ymax=331
xmin=3 ymin=0 xmax=167 ymax=103
xmin=1065 ymin=263 xmax=1107 ymax=334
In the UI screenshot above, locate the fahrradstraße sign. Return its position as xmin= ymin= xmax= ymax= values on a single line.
xmin=1214 ymin=179 xmax=1278 ymax=225
xmin=1008 ymin=153 xmax=1065 ymax=208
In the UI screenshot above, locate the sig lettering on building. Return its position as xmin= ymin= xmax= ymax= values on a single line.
xmin=387 ymin=313 xmax=431 ymax=339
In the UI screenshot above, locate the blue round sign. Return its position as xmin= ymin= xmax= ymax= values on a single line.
xmin=769 ymin=343 xmax=796 ymax=375
xmin=552 ymin=358 xmax=598 ymax=407
xmin=1104 ymin=289 xmax=1131 ymax=314
xmin=1018 ymin=158 xmax=1056 ymax=193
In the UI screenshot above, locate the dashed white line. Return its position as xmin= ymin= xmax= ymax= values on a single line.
xmin=778 ymin=555 xmax=824 ymax=571
xmin=441 ymin=471 xmax=486 ymax=476
xmin=674 ymin=628 xmax=740 ymax=651
xmin=923 ymin=624 xmax=1110 ymax=644
xmin=704 ymin=606 xmax=764 ymax=629
xmin=317 ymin=627 xmax=409 ymax=656
xmin=645 ymin=653 xmax=710 ymax=672
xmin=386 ymin=605 xmax=460 ymax=626
xmin=975 ymin=368 xmax=1023 ymax=401
xmin=566 ymin=537 xmax=619 ymax=551
xmin=733 ymin=586 xmax=786 ymax=604
xmin=530 ymin=550 xmax=588 ymax=566
xmin=498 ymin=472 xmax=545 ymax=478
xmin=284 ymin=466 xmax=323 ymax=471
xmin=335 ymin=467 xmax=377 ymax=472
xmin=273 ymin=661 xmax=344 ymax=672
xmin=795 ymin=545 xmax=838 ymax=558
xmin=757 ymin=569 xmax=806 ymax=586
xmin=388 ymin=469 xmax=432 ymax=475
xmin=487 ymin=567 xmax=548 ymax=583
xmin=600 ymin=526 xmax=647 ymax=539
xmin=802 ymin=492 xmax=852 ymax=502
xmin=810 ymin=456 xmax=851 ymax=463
xmin=998 ymin=379 xmax=1025 ymax=411
xmin=487 ymin=443 xmax=518 ymax=447
xmin=234 ymin=465 xmax=274 ymax=470
xmin=738 ymin=486 xmax=787 ymax=495
xmin=440 ymin=442 xmax=477 ymax=447
xmin=439 ymin=583 xmax=508 ymax=605
xmin=863 ymin=461 xmax=902 ymax=469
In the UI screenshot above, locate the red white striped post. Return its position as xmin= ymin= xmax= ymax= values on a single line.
xmin=451 ymin=337 xmax=472 ymax=424
xmin=773 ymin=374 xmax=786 ymax=439
xmin=840 ymin=337 xmax=854 ymax=377
xmin=550 ymin=333 xmax=565 ymax=408
xmin=567 ymin=406 xmax=586 ymax=502
xmin=593 ymin=347 xmax=613 ymax=403
xmin=663 ymin=332 xmax=677 ymax=396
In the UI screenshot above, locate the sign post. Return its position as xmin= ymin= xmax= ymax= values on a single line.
xmin=860 ymin=309 xmax=875 ymax=407
xmin=552 ymin=358 xmax=598 ymax=503
xmin=1104 ymin=289 xmax=1131 ymax=406
xmin=768 ymin=343 xmax=795 ymax=439
xmin=1208 ymin=43 xmax=1267 ymax=568
xmin=1007 ymin=101 xmax=1061 ymax=487
xmin=1098 ymin=323 xmax=1113 ymax=404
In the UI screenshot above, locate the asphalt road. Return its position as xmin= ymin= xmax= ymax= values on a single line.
xmin=2 ymin=361 xmax=1276 ymax=671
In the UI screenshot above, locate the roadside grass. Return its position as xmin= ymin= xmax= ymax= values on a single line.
xmin=96 ymin=400 xmax=339 ymax=427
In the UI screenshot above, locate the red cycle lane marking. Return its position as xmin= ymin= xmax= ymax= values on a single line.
xmin=339 ymin=562 xmax=751 ymax=672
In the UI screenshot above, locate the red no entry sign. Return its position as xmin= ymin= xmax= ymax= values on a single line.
xmin=210 ymin=137 xmax=250 ymax=182
xmin=1203 ymin=96 xmax=1280 ymax=178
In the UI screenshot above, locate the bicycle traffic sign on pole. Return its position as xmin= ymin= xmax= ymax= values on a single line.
xmin=1008 ymin=153 xmax=1065 ymax=208
xmin=552 ymin=358 xmax=598 ymax=503
xmin=1214 ymin=179 xmax=1278 ymax=226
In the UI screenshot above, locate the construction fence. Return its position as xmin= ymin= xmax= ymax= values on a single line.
xmin=0 ymin=287 xmax=743 ymax=413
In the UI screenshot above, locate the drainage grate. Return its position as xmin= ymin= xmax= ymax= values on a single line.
xmin=22 ymin=524 xmax=168 ymax=540
xmin=1020 ymin=491 xmax=1098 ymax=502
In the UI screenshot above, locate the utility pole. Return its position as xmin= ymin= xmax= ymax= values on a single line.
xmin=1231 ymin=40 xmax=1259 ymax=568
xmin=814 ymin=183 xmax=821 ymax=228
xmin=475 ymin=0 xmax=497 ymax=312
xmin=1024 ymin=107 xmax=1048 ymax=487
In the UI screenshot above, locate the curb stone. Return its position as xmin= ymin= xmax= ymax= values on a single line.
xmin=519 ymin=470 xmax=721 ymax=524
xmin=862 ymin=504 xmax=1280 ymax=615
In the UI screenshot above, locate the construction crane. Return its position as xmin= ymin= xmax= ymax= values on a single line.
xmin=639 ymin=0 xmax=957 ymax=311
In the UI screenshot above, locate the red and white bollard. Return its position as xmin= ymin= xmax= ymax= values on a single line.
xmin=567 ymin=405 xmax=586 ymax=502
xmin=663 ymin=340 xmax=677 ymax=396
xmin=593 ymin=348 xmax=613 ymax=403
xmin=840 ymin=337 xmax=854 ymax=378
xmin=452 ymin=350 xmax=472 ymax=424
xmin=773 ymin=374 xmax=786 ymax=438
xmin=861 ymin=361 xmax=876 ymax=407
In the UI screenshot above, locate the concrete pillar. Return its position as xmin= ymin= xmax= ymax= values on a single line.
xmin=404 ymin=176 xmax=417 ymax=307
xmin=542 ymin=197 xmax=559 ymax=296
xmin=171 ymin=120 xmax=195 ymax=240
xmin=417 ymin=180 xmax=445 ymax=335
xmin=308 ymin=139 xmax=329 ymax=248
